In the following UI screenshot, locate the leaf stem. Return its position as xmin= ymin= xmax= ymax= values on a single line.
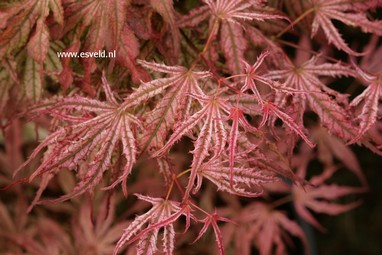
xmin=276 ymin=7 xmax=314 ymax=38
xmin=276 ymin=39 xmax=351 ymax=64
xmin=201 ymin=18 xmax=220 ymax=55
xmin=269 ymin=195 xmax=293 ymax=209
xmin=165 ymin=176 xmax=175 ymax=200
xmin=190 ymin=18 xmax=219 ymax=70
xmin=177 ymin=168 xmax=192 ymax=179
xmin=189 ymin=200 xmax=211 ymax=216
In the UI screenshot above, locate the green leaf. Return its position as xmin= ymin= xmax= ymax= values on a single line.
xmin=23 ymin=57 xmax=42 ymax=102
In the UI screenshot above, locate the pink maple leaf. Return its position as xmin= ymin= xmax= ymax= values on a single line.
xmin=15 ymin=71 xmax=139 ymax=203
xmin=223 ymin=202 xmax=308 ymax=255
xmin=266 ymin=55 xmax=357 ymax=141
xmin=128 ymin=60 xmax=210 ymax=151
xmin=178 ymin=0 xmax=287 ymax=74
xmin=231 ymin=51 xmax=315 ymax=148
xmin=310 ymin=0 xmax=382 ymax=55
xmin=196 ymin=159 xmax=278 ymax=197
xmin=348 ymin=65 xmax=382 ymax=145
xmin=113 ymin=194 xmax=192 ymax=255
xmin=292 ymin=164 xmax=366 ymax=232
xmin=152 ymin=93 xmax=231 ymax=199
xmin=192 ymin=210 xmax=233 ymax=255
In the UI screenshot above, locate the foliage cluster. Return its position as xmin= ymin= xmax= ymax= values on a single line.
xmin=1 ymin=0 xmax=382 ymax=254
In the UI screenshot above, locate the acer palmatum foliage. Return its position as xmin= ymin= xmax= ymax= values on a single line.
xmin=1 ymin=0 xmax=381 ymax=254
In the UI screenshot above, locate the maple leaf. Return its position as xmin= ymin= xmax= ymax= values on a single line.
xmin=125 ymin=60 xmax=210 ymax=151
xmin=311 ymin=126 xmax=366 ymax=185
xmin=178 ymin=0 xmax=287 ymax=74
xmin=196 ymin=159 xmax=278 ymax=197
xmin=241 ymin=51 xmax=307 ymax=103
xmin=221 ymin=108 xmax=299 ymax=183
xmin=192 ymin=210 xmax=233 ymax=255
xmin=223 ymin=105 xmax=260 ymax=187
xmin=8 ymin=219 xmax=74 ymax=255
xmin=63 ymin=0 xmax=125 ymax=51
xmin=240 ymin=51 xmax=270 ymax=105
xmin=224 ymin=202 xmax=308 ymax=255
xmin=0 ymin=0 xmax=63 ymax=62
xmin=33 ymin=218 xmax=74 ymax=255
xmin=311 ymin=0 xmax=382 ymax=55
xmin=73 ymin=195 xmax=130 ymax=255
xmin=152 ymin=93 xmax=231 ymax=199
xmin=260 ymin=100 xmax=315 ymax=148
xmin=215 ymin=1 xmax=287 ymax=74
xmin=15 ymin=72 xmax=138 ymax=202
xmin=62 ymin=0 xmax=147 ymax=85
xmin=238 ymin=51 xmax=315 ymax=148
xmin=251 ymin=203 xmax=308 ymax=255
xmin=0 ymin=0 xmax=63 ymax=102
xmin=266 ymin=55 xmax=357 ymax=141
xmin=292 ymin=167 xmax=366 ymax=232
xmin=0 ymin=195 xmax=75 ymax=255
xmin=348 ymin=66 xmax=382 ymax=145
xmin=113 ymin=194 xmax=191 ymax=255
